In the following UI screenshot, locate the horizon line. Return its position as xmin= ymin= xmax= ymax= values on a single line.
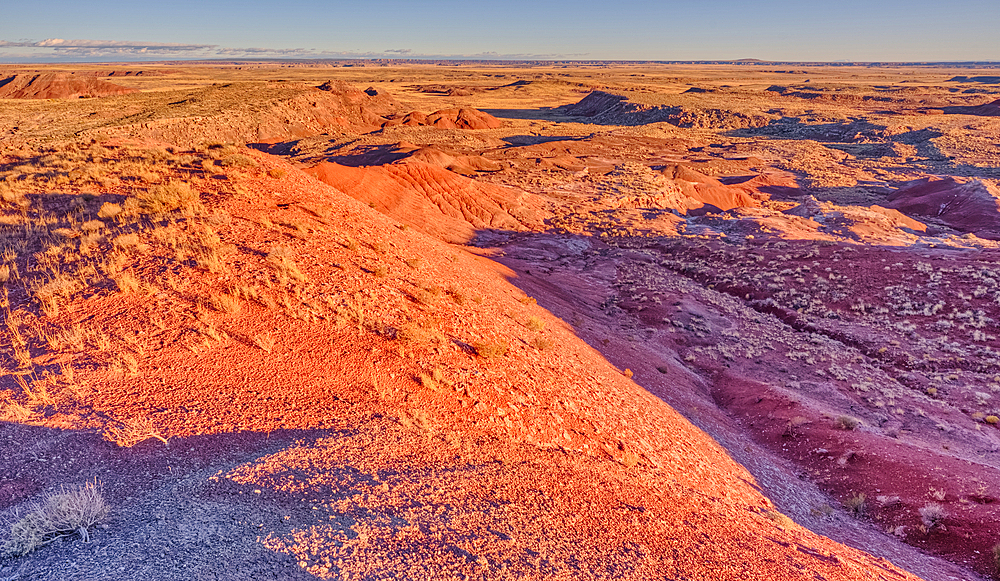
xmin=3 ymin=58 xmax=1000 ymax=67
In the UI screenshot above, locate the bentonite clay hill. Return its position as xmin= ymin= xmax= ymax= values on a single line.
xmin=4 ymin=64 xmax=1000 ymax=581
xmin=0 ymin=73 xmax=136 ymax=99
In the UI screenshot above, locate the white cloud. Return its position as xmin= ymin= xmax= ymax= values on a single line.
xmin=0 ymin=39 xmax=216 ymax=56
xmin=0 ymin=38 xmax=579 ymax=61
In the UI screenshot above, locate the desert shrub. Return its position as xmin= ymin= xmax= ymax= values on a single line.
xmin=524 ymin=316 xmax=545 ymax=332
xmin=267 ymin=168 xmax=287 ymax=179
xmin=835 ymin=415 xmax=860 ymax=430
xmin=4 ymin=481 xmax=108 ymax=556
xmin=919 ymin=503 xmax=947 ymax=529
xmin=532 ymin=336 xmax=553 ymax=351
xmin=845 ymin=493 xmax=866 ymax=516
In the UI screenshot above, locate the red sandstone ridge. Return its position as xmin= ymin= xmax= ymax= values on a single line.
xmin=0 ymin=73 xmax=136 ymax=99
xmin=885 ymin=176 xmax=1000 ymax=238
xmin=304 ymin=160 xmax=549 ymax=243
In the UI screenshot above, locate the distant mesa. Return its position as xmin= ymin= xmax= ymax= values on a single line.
xmin=885 ymin=176 xmax=1000 ymax=238
xmin=0 ymin=73 xmax=136 ymax=99
xmin=947 ymin=75 xmax=1000 ymax=84
xmin=413 ymin=84 xmax=484 ymax=96
xmin=93 ymin=70 xmax=168 ymax=77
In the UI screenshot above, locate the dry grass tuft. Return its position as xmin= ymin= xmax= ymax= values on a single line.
xmin=3 ymin=481 xmax=108 ymax=557
xmin=266 ymin=247 xmax=307 ymax=283
xmin=210 ymin=292 xmax=241 ymax=314
xmin=253 ymin=332 xmax=277 ymax=353
xmin=474 ymin=340 xmax=509 ymax=358
xmin=396 ymin=319 xmax=445 ymax=345
xmin=113 ymin=272 xmax=142 ymax=294
xmin=126 ymin=181 xmax=201 ymax=215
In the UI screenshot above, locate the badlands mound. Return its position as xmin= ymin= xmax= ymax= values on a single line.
xmin=0 ymin=73 xmax=136 ymax=99
xmin=660 ymin=164 xmax=762 ymax=211
xmin=315 ymin=81 xmax=502 ymax=130
xmin=304 ymin=160 xmax=547 ymax=243
xmin=559 ymin=90 xmax=769 ymax=129
xmin=0 ymin=143 xmax=927 ymax=580
xmin=315 ymin=79 xmax=404 ymax=126
xmin=885 ymin=176 xmax=1000 ymax=238
xmin=947 ymin=98 xmax=1000 ymax=116
xmin=383 ymin=108 xmax=503 ymax=130
xmin=89 ymin=81 xmax=403 ymax=145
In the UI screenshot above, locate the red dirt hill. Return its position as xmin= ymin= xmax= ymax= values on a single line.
xmin=314 ymin=80 xmax=404 ymax=127
xmin=0 ymin=73 xmax=136 ymax=99
xmin=885 ymin=176 xmax=1000 ymax=238
xmin=383 ymin=107 xmax=503 ymax=130
xmin=304 ymin=160 xmax=548 ymax=243
xmin=660 ymin=164 xmax=763 ymax=211
xmin=559 ymin=90 xmax=769 ymax=129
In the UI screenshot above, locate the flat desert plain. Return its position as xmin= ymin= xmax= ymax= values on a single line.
xmin=2 ymin=61 xmax=1000 ymax=580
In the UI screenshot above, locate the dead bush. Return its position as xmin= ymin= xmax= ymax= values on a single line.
xmin=4 ymin=481 xmax=108 ymax=557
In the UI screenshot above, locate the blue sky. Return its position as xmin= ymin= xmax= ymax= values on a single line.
xmin=2 ymin=0 xmax=999 ymax=62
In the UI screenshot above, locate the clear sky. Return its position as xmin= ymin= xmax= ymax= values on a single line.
xmin=2 ymin=0 xmax=999 ymax=63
